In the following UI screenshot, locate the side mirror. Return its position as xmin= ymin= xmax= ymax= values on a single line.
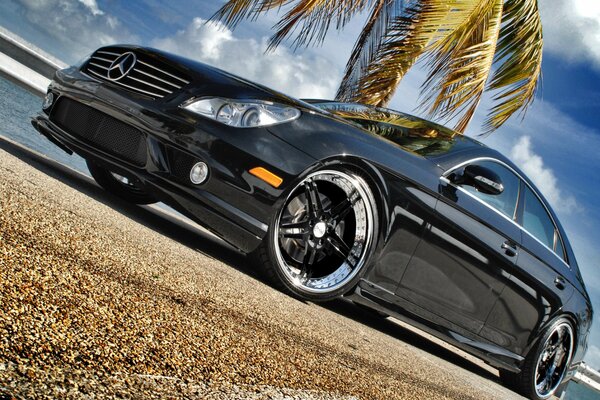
xmin=451 ymin=165 xmax=504 ymax=195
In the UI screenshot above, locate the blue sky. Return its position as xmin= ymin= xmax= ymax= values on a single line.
xmin=1 ymin=0 xmax=599 ymax=368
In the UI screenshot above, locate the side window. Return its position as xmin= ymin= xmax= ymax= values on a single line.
xmin=522 ymin=186 xmax=555 ymax=249
xmin=453 ymin=160 xmax=520 ymax=219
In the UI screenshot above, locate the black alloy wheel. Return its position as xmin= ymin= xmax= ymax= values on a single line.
xmin=257 ymin=169 xmax=377 ymax=301
xmin=501 ymin=318 xmax=574 ymax=400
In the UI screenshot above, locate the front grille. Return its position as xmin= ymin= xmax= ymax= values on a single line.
xmin=51 ymin=98 xmax=147 ymax=166
xmin=84 ymin=47 xmax=190 ymax=99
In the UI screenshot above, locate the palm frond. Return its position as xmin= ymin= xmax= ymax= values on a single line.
xmin=331 ymin=109 xmax=459 ymax=142
xmin=419 ymin=0 xmax=504 ymax=132
xmin=483 ymin=0 xmax=543 ymax=132
xmin=211 ymin=0 xmax=288 ymax=28
xmin=336 ymin=0 xmax=405 ymax=101
xmin=332 ymin=109 xmax=433 ymax=130
xmin=212 ymin=0 xmax=544 ymax=134
xmin=267 ymin=0 xmax=374 ymax=50
xmin=347 ymin=0 xmax=457 ymax=106
xmin=213 ymin=0 xmax=375 ymax=50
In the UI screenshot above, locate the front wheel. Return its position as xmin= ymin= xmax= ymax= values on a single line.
xmin=256 ymin=168 xmax=378 ymax=301
xmin=501 ymin=318 xmax=574 ymax=400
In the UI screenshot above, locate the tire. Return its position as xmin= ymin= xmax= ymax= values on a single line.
xmin=500 ymin=318 xmax=575 ymax=400
xmin=86 ymin=160 xmax=156 ymax=205
xmin=256 ymin=168 xmax=378 ymax=302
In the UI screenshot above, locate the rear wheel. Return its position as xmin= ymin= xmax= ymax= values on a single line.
xmin=500 ymin=318 xmax=574 ymax=400
xmin=256 ymin=168 xmax=377 ymax=301
xmin=86 ymin=160 xmax=156 ymax=205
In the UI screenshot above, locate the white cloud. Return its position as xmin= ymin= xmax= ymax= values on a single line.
xmin=151 ymin=18 xmax=341 ymax=99
xmin=16 ymin=0 xmax=137 ymax=61
xmin=539 ymin=0 xmax=600 ymax=68
xmin=510 ymin=136 xmax=580 ymax=214
xmin=77 ymin=0 xmax=103 ymax=16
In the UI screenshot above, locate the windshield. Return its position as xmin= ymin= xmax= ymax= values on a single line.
xmin=314 ymin=102 xmax=461 ymax=157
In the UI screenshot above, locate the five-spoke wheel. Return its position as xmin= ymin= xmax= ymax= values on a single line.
xmin=533 ymin=322 xmax=573 ymax=399
xmin=258 ymin=169 xmax=377 ymax=300
xmin=500 ymin=318 xmax=574 ymax=400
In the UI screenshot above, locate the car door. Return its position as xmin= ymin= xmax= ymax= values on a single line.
xmin=395 ymin=159 xmax=521 ymax=334
xmin=482 ymin=182 xmax=574 ymax=355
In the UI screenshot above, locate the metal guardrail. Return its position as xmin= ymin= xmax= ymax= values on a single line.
xmin=0 ymin=26 xmax=65 ymax=97
xmin=573 ymin=363 xmax=600 ymax=391
xmin=1 ymin=24 xmax=600 ymax=399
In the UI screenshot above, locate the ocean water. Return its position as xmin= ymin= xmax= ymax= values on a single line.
xmin=564 ymin=381 xmax=600 ymax=400
xmin=0 ymin=77 xmax=87 ymax=173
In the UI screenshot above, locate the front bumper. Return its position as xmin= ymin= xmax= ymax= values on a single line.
xmin=32 ymin=67 xmax=317 ymax=253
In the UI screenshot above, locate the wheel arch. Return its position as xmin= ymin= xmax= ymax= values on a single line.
xmin=316 ymin=156 xmax=392 ymax=248
xmin=521 ymin=312 xmax=579 ymax=366
xmin=259 ymin=158 xmax=385 ymax=301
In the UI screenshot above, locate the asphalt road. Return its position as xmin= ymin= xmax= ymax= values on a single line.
xmin=0 ymin=134 xmax=525 ymax=399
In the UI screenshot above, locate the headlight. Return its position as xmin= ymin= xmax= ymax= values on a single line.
xmin=181 ymin=97 xmax=301 ymax=128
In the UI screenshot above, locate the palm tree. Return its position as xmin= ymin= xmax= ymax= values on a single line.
xmin=212 ymin=0 xmax=543 ymax=133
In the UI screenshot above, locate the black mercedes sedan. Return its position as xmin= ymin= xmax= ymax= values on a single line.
xmin=32 ymin=45 xmax=592 ymax=400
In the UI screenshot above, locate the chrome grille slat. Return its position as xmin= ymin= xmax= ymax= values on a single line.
xmin=126 ymin=75 xmax=173 ymax=93
xmin=97 ymin=50 xmax=121 ymax=57
xmin=84 ymin=47 xmax=190 ymax=99
xmin=132 ymin=68 xmax=182 ymax=89
xmin=138 ymin=60 xmax=190 ymax=84
xmin=89 ymin=62 xmax=109 ymax=70
xmin=87 ymin=69 xmax=166 ymax=98
xmin=90 ymin=56 xmax=114 ymax=63
xmin=87 ymin=70 xmax=107 ymax=80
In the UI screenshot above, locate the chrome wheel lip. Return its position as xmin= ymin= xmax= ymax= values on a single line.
xmin=533 ymin=322 xmax=573 ymax=399
xmin=273 ymin=169 xmax=375 ymax=294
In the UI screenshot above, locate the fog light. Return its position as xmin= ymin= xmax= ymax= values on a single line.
xmin=190 ymin=162 xmax=209 ymax=184
xmin=42 ymin=92 xmax=54 ymax=110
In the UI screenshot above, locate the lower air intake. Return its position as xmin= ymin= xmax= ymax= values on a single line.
xmin=51 ymin=98 xmax=147 ymax=166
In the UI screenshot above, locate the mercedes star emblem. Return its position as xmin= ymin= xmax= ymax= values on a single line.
xmin=107 ymin=52 xmax=137 ymax=81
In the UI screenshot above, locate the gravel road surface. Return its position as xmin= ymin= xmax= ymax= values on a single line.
xmin=0 ymin=135 xmax=525 ymax=399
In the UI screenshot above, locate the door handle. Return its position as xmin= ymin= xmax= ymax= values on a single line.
xmin=554 ymin=276 xmax=566 ymax=290
xmin=501 ymin=241 xmax=518 ymax=257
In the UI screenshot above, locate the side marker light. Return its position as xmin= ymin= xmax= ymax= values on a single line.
xmin=249 ymin=167 xmax=283 ymax=188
